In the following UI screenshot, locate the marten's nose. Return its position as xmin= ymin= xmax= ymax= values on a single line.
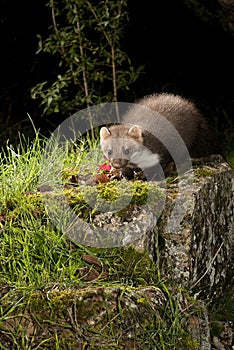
xmin=112 ymin=162 xmax=121 ymax=169
xmin=112 ymin=158 xmax=126 ymax=169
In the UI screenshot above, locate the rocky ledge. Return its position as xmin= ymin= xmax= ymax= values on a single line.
xmin=85 ymin=155 xmax=234 ymax=349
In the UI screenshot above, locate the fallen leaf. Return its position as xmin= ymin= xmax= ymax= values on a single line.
xmin=86 ymin=174 xmax=110 ymax=185
xmin=82 ymin=254 xmax=102 ymax=268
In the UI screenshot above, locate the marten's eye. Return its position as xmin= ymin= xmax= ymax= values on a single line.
xmin=124 ymin=149 xmax=130 ymax=155
xmin=107 ymin=150 xmax=112 ymax=156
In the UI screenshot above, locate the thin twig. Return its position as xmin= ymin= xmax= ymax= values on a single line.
xmin=85 ymin=0 xmax=111 ymax=46
xmin=74 ymin=4 xmax=94 ymax=133
xmin=192 ymin=241 xmax=224 ymax=289
xmin=75 ymin=5 xmax=90 ymax=107
xmin=50 ymin=0 xmax=65 ymax=54
xmin=85 ymin=0 xmax=120 ymax=106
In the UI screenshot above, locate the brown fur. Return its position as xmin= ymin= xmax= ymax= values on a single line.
xmin=100 ymin=93 xmax=221 ymax=178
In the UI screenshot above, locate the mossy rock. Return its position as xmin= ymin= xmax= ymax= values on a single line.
xmin=0 ymin=284 xmax=202 ymax=350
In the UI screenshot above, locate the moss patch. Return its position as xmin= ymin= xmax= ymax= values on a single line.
xmin=0 ymin=285 xmax=201 ymax=350
xmin=194 ymin=168 xmax=215 ymax=177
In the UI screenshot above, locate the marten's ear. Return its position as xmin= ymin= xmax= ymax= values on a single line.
xmin=128 ymin=125 xmax=143 ymax=142
xmin=100 ymin=127 xmax=111 ymax=141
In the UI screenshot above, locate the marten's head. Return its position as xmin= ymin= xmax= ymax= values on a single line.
xmin=100 ymin=124 xmax=160 ymax=171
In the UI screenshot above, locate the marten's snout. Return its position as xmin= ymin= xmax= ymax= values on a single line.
xmin=111 ymin=158 xmax=128 ymax=169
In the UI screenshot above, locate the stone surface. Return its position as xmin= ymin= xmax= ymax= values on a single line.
xmin=157 ymin=156 xmax=234 ymax=302
xmin=212 ymin=321 xmax=234 ymax=350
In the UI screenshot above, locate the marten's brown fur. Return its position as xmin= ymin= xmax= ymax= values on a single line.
xmin=100 ymin=93 xmax=221 ymax=178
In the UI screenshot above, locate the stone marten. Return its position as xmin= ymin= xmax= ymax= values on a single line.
xmin=100 ymin=93 xmax=221 ymax=179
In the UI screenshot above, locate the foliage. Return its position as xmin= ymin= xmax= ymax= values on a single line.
xmin=31 ymin=0 xmax=142 ymax=115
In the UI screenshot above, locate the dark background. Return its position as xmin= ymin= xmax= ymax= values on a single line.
xmin=0 ymin=0 xmax=233 ymax=154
